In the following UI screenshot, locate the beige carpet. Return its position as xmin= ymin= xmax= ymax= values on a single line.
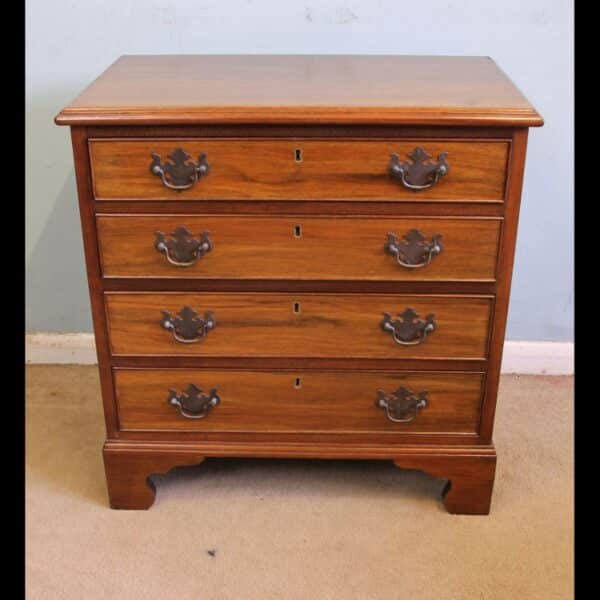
xmin=26 ymin=366 xmax=573 ymax=599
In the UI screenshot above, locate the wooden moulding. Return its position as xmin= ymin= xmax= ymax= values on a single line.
xmin=103 ymin=440 xmax=496 ymax=514
xmin=54 ymin=56 xmax=543 ymax=128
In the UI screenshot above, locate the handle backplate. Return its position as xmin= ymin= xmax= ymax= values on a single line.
xmin=381 ymin=308 xmax=436 ymax=346
xmin=150 ymin=147 xmax=210 ymax=191
xmin=160 ymin=306 xmax=216 ymax=343
xmin=167 ymin=384 xmax=220 ymax=419
xmin=155 ymin=226 xmax=212 ymax=267
xmin=376 ymin=386 xmax=428 ymax=423
xmin=385 ymin=229 xmax=443 ymax=269
xmin=389 ymin=146 xmax=449 ymax=190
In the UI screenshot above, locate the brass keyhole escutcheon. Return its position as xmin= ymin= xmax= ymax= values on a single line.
xmin=294 ymin=224 xmax=302 ymax=238
xmin=294 ymin=377 xmax=302 ymax=389
xmin=294 ymin=148 xmax=303 ymax=162
xmin=293 ymin=302 xmax=301 ymax=314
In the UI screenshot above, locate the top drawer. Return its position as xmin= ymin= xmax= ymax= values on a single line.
xmin=89 ymin=138 xmax=509 ymax=202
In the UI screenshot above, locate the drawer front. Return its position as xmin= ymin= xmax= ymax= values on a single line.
xmin=97 ymin=215 xmax=501 ymax=282
xmin=89 ymin=138 xmax=509 ymax=202
xmin=106 ymin=293 xmax=492 ymax=359
xmin=114 ymin=369 xmax=485 ymax=434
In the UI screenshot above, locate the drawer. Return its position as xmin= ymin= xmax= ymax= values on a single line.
xmin=89 ymin=138 xmax=509 ymax=202
xmin=97 ymin=215 xmax=501 ymax=282
xmin=106 ymin=293 xmax=492 ymax=359
xmin=114 ymin=369 xmax=485 ymax=434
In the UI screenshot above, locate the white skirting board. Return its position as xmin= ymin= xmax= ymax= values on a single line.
xmin=26 ymin=333 xmax=99 ymax=366
xmin=25 ymin=333 xmax=574 ymax=375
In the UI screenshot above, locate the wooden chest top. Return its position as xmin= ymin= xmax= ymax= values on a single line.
xmin=55 ymin=55 xmax=543 ymax=127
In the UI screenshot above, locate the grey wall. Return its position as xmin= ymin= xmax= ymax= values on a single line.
xmin=26 ymin=0 xmax=573 ymax=340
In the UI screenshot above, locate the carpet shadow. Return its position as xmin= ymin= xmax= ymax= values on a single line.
xmin=151 ymin=457 xmax=447 ymax=507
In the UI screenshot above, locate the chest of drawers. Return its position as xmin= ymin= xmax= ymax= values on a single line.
xmin=56 ymin=55 xmax=542 ymax=513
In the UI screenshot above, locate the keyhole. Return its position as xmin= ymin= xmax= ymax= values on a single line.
xmin=295 ymin=148 xmax=303 ymax=162
xmin=293 ymin=302 xmax=301 ymax=314
xmin=294 ymin=377 xmax=302 ymax=389
xmin=294 ymin=224 xmax=302 ymax=238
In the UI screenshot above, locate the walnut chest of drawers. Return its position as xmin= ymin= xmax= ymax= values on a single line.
xmin=56 ymin=55 xmax=543 ymax=513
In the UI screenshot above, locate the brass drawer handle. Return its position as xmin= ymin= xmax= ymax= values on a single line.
xmin=388 ymin=146 xmax=449 ymax=190
xmin=376 ymin=386 xmax=428 ymax=423
xmin=384 ymin=229 xmax=443 ymax=269
xmin=381 ymin=308 xmax=436 ymax=346
xmin=160 ymin=306 xmax=216 ymax=343
xmin=150 ymin=147 xmax=210 ymax=191
xmin=167 ymin=384 xmax=220 ymax=419
xmin=155 ymin=226 xmax=212 ymax=267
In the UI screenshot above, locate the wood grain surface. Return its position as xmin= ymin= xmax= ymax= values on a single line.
xmin=97 ymin=214 xmax=501 ymax=281
xmin=105 ymin=292 xmax=492 ymax=359
xmin=89 ymin=138 xmax=509 ymax=201
xmin=114 ymin=369 xmax=484 ymax=434
xmin=55 ymin=55 xmax=543 ymax=127
xmin=394 ymin=450 xmax=496 ymax=514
